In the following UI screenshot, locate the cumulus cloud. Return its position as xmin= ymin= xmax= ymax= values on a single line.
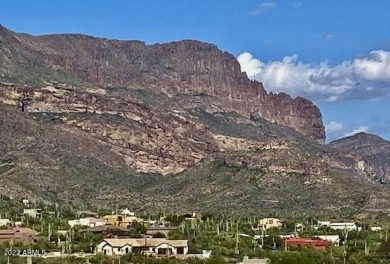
xmin=325 ymin=121 xmax=344 ymax=133
xmin=237 ymin=50 xmax=390 ymax=101
xmin=344 ymin=126 xmax=370 ymax=137
xmin=250 ymin=2 xmax=276 ymax=15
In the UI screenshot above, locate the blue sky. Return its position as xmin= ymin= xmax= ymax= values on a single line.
xmin=1 ymin=0 xmax=390 ymax=142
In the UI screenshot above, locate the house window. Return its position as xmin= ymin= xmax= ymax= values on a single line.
xmin=268 ymin=219 xmax=273 ymax=224
xmin=103 ymin=249 xmax=107 ymax=255
xmin=125 ymin=247 xmax=130 ymax=254
xmin=177 ymin=247 xmax=184 ymax=254
xmin=157 ymin=248 xmax=172 ymax=255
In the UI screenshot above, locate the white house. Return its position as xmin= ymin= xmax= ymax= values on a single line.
xmin=120 ymin=208 xmax=135 ymax=216
xmin=0 ymin=219 xmax=10 ymax=226
xmin=95 ymin=238 xmax=188 ymax=257
xmin=316 ymin=235 xmax=340 ymax=246
xmin=68 ymin=217 xmax=106 ymax=228
xmin=371 ymin=226 xmax=382 ymax=232
xmin=14 ymin=221 xmax=24 ymax=227
xmin=258 ymin=218 xmax=283 ymax=230
xmin=23 ymin=209 xmax=42 ymax=218
xmin=329 ymin=223 xmax=357 ymax=231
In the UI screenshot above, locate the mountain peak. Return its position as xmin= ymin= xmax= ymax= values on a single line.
xmin=334 ymin=132 xmax=388 ymax=144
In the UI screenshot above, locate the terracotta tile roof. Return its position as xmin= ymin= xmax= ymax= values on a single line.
xmin=102 ymin=238 xmax=188 ymax=248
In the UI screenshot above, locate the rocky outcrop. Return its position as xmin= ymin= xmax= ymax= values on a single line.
xmin=0 ymin=82 xmax=329 ymax=176
xmin=329 ymin=132 xmax=390 ymax=183
xmin=0 ymin=26 xmax=325 ymax=142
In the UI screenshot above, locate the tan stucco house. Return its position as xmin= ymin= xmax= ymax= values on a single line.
xmin=95 ymin=238 xmax=188 ymax=257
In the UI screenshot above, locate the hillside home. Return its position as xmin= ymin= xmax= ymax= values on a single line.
xmin=102 ymin=215 xmax=143 ymax=227
xmin=23 ymin=209 xmax=42 ymax=218
xmin=258 ymin=218 xmax=283 ymax=230
xmin=184 ymin=212 xmax=202 ymax=221
xmin=329 ymin=222 xmax=358 ymax=231
xmin=120 ymin=208 xmax=135 ymax=216
xmin=14 ymin=221 xmax=24 ymax=227
xmin=284 ymin=237 xmax=331 ymax=250
xmin=95 ymin=238 xmax=188 ymax=257
xmin=315 ymin=235 xmax=340 ymax=246
xmin=68 ymin=217 xmax=107 ymax=228
xmin=0 ymin=228 xmax=38 ymax=245
xmin=0 ymin=219 xmax=10 ymax=226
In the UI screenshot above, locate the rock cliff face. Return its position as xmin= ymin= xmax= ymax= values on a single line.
xmin=0 ymin=26 xmax=325 ymax=142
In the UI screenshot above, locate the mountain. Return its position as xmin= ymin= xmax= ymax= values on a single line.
xmin=0 ymin=25 xmax=389 ymax=213
xmin=329 ymin=132 xmax=390 ymax=184
xmin=0 ymin=25 xmax=324 ymax=143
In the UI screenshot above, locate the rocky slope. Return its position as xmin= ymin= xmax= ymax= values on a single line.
xmin=0 ymin=25 xmax=388 ymax=213
xmin=329 ymin=132 xmax=390 ymax=184
xmin=0 ymin=25 xmax=325 ymax=142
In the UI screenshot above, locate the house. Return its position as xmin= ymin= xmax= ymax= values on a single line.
xmin=14 ymin=221 xmax=24 ymax=227
xmin=0 ymin=228 xmax=39 ymax=245
xmin=102 ymin=215 xmax=143 ymax=227
xmin=95 ymin=238 xmax=188 ymax=257
xmin=0 ymin=219 xmax=11 ymax=226
xmin=239 ymin=256 xmax=270 ymax=264
xmin=279 ymin=234 xmax=296 ymax=239
xmin=68 ymin=217 xmax=107 ymax=228
xmin=329 ymin=222 xmax=357 ymax=231
xmin=284 ymin=237 xmax=331 ymax=250
xmin=184 ymin=212 xmax=202 ymax=221
xmin=258 ymin=218 xmax=283 ymax=230
xmin=120 ymin=208 xmax=135 ymax=216
xmin=23 ymin=209 xmax=42 ymax=218
xmin=57 ymin=230 xmax=69 ymax=236
xmin=146 ymin=227 xmax=177 ymax=237
xmin=371 ymin=226 xmax=382 ymax=232
xmin=315 ymin=235 xmax=340 ymax=246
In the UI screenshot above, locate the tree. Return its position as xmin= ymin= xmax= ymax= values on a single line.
xmin=152 ymin=232 xmax=166 ymax=238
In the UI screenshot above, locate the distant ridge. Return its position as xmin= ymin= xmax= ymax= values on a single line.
xmin=330 ymin=132 xmax=390 ymax=183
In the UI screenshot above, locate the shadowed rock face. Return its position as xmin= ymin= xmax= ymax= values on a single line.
xmin=329 ymin=132 xmax=390 ymax=183
xmin=0 ymin=26 xmax=325 ymax=142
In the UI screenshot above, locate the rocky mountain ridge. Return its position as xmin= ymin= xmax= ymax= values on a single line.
xmin=0 ymin=25 xmax=389 ymax=212
xmin=0 ymin=25 xmax=325 ymax=142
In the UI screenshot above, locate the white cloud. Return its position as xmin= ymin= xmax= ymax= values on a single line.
xmin=250 ymin=2 xmax=276 ymax=15
xmin=344 ymin=126 xmax=370 ymax=137
xmin=325 ymin=121 xmax=344 ymax=133
xmin=237 ymin=50 xmax=390 ymax=101
xmin=325 ymin=34 xmax=334 ymax=40
xmin=237 ymin=52 xmax=263 ymax=77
